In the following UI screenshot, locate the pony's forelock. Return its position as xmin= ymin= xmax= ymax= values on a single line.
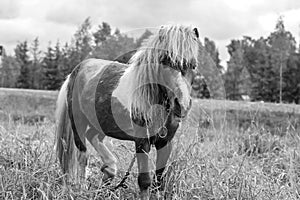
xmin=128 ymin=25 xmax=199 ymax=122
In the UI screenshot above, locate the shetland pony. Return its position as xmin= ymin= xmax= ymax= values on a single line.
xmin=56 ymin=25 xmax=200 ymax=199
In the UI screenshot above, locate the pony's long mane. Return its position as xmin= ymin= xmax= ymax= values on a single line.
xmin=128 ymin=25 xmax=199 ymax=122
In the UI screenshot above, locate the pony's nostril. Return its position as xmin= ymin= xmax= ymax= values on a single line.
xmin=174 ymin=98 xmax=179 ymax=105
xmin=173 ymin=98 xmax=181 ymax=117
xmin=173 ymin=98 xmax=192 ymax=118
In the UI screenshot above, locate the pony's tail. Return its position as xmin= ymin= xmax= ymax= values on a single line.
xmin=55 ymin=75 xmax=77 ymax=176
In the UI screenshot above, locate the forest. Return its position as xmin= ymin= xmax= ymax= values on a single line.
xmin=0 ymin=17 xmax=299 ymax=104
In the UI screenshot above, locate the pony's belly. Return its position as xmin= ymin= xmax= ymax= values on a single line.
xmin=96 ymin=96 xmax=135 ymax=140
xmin=102 ymin=97 xmax=134 ymax=140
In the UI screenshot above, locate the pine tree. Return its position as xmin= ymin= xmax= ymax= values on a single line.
xmin=135 ymin=29 xmax=152 ymax=48
xmin=92 ymin=27 xmax=136 ymax=60
xmin=283 ymin=53 xmax=300 ymax=103
xmin=42 ymin=44 xmax=60 ymax=90
xmin=267 ymin=16 xmax=296 ymax=103
xmin=74 ymin=17 xmax=93 ymax=60
xmin=59 ymin=42 xmax=72 ymax=79
xmin=15 ymin=41 xmax=31 ymax=89
xmin=93 ymin=22 xmax=111 ymax=46
xmin=224 ymin=40 xmax=245 ymax=100
xmin=197 ymin=41 xmax=225 ymax=99
xmin=54 ymin=41 xmax=64 ymax=86
xmin=68 ymin=18 xmax=93 ymax=70
xmin=30 ymin=37 xmax=42 ymax=89
xmin=204 ymin=37 xmax=223 ymax=72
xmin=190 ymin=37 xmax=223 ymax=99
xmin=0 ymin=55 xmax=20 ymax=88
xmin=247 ymin=37 xmax=270 ymax=101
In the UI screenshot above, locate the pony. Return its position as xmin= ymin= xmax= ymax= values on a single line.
xmin=56 ymin=24 xmax=200 ymax=199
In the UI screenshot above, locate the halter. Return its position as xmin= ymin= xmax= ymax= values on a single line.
xmin=160 ymin=53 xmax=197 ymax=76
xmin=153 ymin=95 xmax=175 ymax=139
xmin=156 ymin=113 xmax=170 ymax=138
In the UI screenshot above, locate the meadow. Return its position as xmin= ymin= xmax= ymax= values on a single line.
xmin=0 ymin=88 xmax=300 ymax=199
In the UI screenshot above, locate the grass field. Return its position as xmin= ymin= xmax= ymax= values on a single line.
xmin=0 ymin=88 xmax=300 ymax=199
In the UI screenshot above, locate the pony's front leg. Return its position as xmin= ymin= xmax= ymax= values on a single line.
xmin=154 ymin=141 xmax=172 ymax=191
xmin=135 ymin=139 xmax=151 ymax=200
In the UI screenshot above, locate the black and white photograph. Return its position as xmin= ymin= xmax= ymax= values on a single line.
xmin=0 ymin=0 xmax=300 ymax=199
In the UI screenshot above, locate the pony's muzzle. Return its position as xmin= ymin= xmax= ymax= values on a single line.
xmin=173 ymin=98 xmax=192 ymax=119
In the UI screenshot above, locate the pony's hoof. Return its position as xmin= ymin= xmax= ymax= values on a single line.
xmin=140 ymin=190 xmax=150 ymax=200
xmin=150 ymin=192 xmax=160 ymax=200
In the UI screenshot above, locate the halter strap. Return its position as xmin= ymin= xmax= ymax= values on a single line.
xmin=159 ymin=54 xmax=196 ymax=75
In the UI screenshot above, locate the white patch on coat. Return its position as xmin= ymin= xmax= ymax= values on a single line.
xmin=111 ymin=66 xmax=134 ymax=111
xmin=176 ymin=73 xmax=191 ymax=111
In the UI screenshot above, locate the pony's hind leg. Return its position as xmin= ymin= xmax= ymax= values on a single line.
xmin=86 ymin=126 xmax=117 ymax=182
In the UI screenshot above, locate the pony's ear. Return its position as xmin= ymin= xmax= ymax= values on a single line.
xmin=193 ymin=27 xmax=199 ymax=38
xmin=159 ymin=25 xmax=165 ymax=42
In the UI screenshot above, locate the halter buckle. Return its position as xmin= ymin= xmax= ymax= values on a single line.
xmin=157 ymin=126 xmax=168 ymax=138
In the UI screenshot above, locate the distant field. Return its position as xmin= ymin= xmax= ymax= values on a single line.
xmin=0 ymin=87 xmax=299 ymax=131
xmin=0 ymin=88 xmax=57 ymax=122
xmin=1 ymin=87 xmax=300 ymax=114
xmin=189 ymin=99 xmax=300 ymax=135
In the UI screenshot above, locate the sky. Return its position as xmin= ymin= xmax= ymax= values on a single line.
xmin=1 ymin=0 xmax=300 ymax=66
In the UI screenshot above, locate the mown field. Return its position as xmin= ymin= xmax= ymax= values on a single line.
xmin=0 ymin=88 xmax=300 ymax=199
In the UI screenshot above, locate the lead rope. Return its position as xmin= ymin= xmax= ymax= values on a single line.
xmin=112 ymin=153 xmax=137 ymax=191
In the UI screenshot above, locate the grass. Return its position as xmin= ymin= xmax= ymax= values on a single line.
xmin=0 ymin=88 xmax=300 ymax=199
xmin=0 ymin=110 xmax=300 ymax=199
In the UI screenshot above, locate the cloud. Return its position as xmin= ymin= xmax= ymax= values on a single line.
xmin=0 ymin=19 xmax=36 ymax=44
xmin=0 ymin=18 xmax=76 ymax=54
xmin=45 ymin=0 xmax=95 ymax=26
xmin=1 ymin=0 xmax=300 ymax=63
xmin=249 ymin=0 xmax=300 ymax=14
xmin=0 ymin=0 xmax=20 ymax=19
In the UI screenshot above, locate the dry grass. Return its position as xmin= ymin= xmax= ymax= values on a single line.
xmin=0 ymin=88 xmax=300 ymax=199
xmin=0 ymin=110 xmax=300 ymax=199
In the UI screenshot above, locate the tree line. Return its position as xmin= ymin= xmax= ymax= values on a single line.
xmin=0 ymin=17 xmax=299 ymax=104
xmin=0 ymin=18 xmax=152 ymax=90
xmin=224 ymin=17 xmax=300 ymax=104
